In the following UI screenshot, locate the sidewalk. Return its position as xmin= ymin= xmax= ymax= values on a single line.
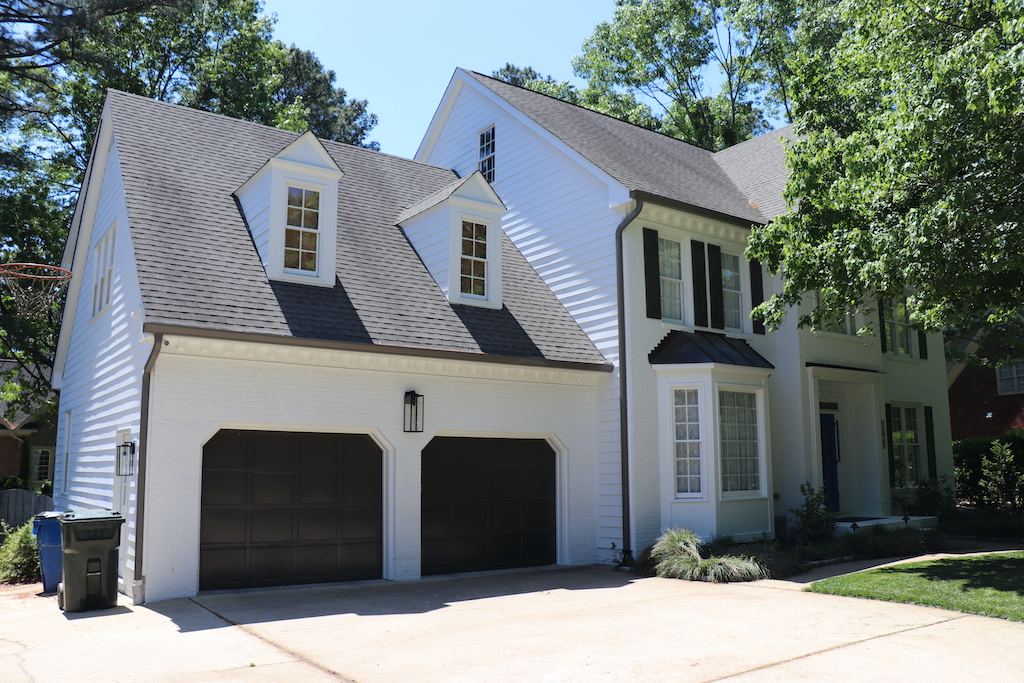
xmin=2 ymin=546 xmax=1024 ymax=682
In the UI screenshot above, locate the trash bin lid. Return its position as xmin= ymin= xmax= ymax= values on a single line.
xmin=34 ymin=511 xmax=62 ymax=520
xmin=59 ymin=510 xmax=124 ymax=523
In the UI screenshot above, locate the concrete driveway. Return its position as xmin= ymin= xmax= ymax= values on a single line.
xmin=3 ymin=557 xmax=1024 ymax=682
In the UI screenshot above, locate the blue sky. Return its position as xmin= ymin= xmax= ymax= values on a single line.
xmin=262 ymin=0 xmax=615 ymax=158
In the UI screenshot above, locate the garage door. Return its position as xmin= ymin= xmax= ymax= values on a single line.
xmin=200 ymin=430 xmax=382 ymax=590
xmin=421 ymin=437 xmax=556 ymax=575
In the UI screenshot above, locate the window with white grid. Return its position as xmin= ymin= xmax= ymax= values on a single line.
xmin=673 ymin=388 xmax=701 ymax=495
xmin=721 ymin=252 xmax=742 ymax=330
xmin=884 ymin=297 xmax=914 ymax=356
xmin=478 ymin=126 xmax=495 ymax=182
xmin=659 ymin=238 xmax=684 ymax=322
xmin=719 ymin=391 xmax=759 ymax=492
xmin=460 ymin=220 xmax=487 ymax=297
xmin=997 ymin=361 xmax=1024 ymax=395
xmin=284 ymin=186 xmax=319 ymax=272
xmin=890 ymin=405 xmax=921 ymax=486
xmin=92 ymin=225 xmax=116 ymax=317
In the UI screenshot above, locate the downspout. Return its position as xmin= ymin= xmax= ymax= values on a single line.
xmin=615 ymin=194 xmax=644 ymax=563
xmin=133 ymin=332 xmax=163 ymax=603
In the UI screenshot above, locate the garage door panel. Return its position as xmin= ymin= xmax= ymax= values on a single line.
xmin=422 ymin=437 xmax=556 ymax=576
xmin=202 ymin=470 xmax=247 ymax=506
xmin=252 ymin=471 xmax=294 ymax=505
xmin=201 ymin=430 xmax=382 ymax=590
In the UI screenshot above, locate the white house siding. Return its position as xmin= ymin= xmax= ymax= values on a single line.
xmin=54 ymin=139 xmax=149 ymax=597
xmin=234 ymin=170 xmax=272 ymax=268
xmin=419 ymin=81 xmax=627 ymax=560
xmin=141 ymin=338 xmax=601 ymax=602
xmin=400 ymin=203 xmax=451 ymax=296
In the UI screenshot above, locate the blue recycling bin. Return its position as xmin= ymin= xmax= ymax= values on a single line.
xmin=32 ymin=511 xmax=63 ymax=593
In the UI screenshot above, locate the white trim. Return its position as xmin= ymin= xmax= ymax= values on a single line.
xmin=447 ymin=208 xmax=504 ymax=309
xmin=715 ymin=384 xmax=768 ymax=500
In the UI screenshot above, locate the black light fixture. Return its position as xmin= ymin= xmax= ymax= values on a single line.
xmin=902 ymin=514 xmax=911 ymax=529
xmin=116 ymin=441 xmax=136 ymax=476
xmin=404 ymin=391 xmax=424 ymax=432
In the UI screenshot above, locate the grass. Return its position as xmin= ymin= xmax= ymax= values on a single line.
xmin=810 ymin=551 xmax=1024 ymax=622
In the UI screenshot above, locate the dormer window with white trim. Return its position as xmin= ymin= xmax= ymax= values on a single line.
xmin=285 ymin=186 xmax=320 ymax=272
xmin=460 ymin=220 xmax=488 ymax=297
xmin=234 ymin=131 xmax=343 ymax=288
xmin=478 ymin=126 xmax=495 ymax=183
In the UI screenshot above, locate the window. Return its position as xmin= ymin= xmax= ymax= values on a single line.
xmin=884 ymin=297 xmax=914 ymax=356
xmin=890 ymin=405 xmax=920 ymax=486
xmin=816 ymin=292 xmax=857 ymax=334
xmin=659 ymin=238 xmax=683 ymax=321
xmin=460 ymin=220 xmax=487 ymax=297
xmin=478 ymin=126 xmax=495 ymax=182
xmin=31 ymin=447 xmax=52 ymax=484
xmin=720 ymin=391 xmax=759 ymax=492
xmin=673 ymin=389 xmax=701 ymax=495
xmin=721 ymin=253 xmax=742 ymax=330
xmin=60 ymin=410 xmax=71 ymax=495
xmin=285 ymin=186 xmax=319 ymax=272
xmin=92 ymin=225 xmax=116 ymax=317
xmin=997 ymin=361 xmax=1024 ymax=395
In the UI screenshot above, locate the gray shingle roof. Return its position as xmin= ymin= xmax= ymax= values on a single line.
xmin=0 ymin=360 xmax=53 ymax=428
xmin=463 ymin=71 xmax=767 ymax=225
xmin=713 ymin=124 xmax=796 ymax=221
xmin=104 ymin=90 xmax=606 ymax=368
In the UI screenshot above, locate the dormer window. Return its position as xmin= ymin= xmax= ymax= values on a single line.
xmin=478 ymin=126 xmax=495 ymax=182
xmin=460 ymin=220 xmax=488 ymax=297
xmin=285 ymin=186 xmax=319 ymax=272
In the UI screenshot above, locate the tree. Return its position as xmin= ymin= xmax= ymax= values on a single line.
xmin=572 ymin=0 xmax=772 ymax=150
xmin=746 ymin=0 xmax=1024 ymax=336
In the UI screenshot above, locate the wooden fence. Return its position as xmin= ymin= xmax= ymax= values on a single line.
xmin=0 ymin=489 xmax=55 ymax=529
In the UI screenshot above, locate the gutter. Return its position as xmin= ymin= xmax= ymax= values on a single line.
xmin=614 ymin=194 xmax=645 ymax=562
xmin=133 ymin=332 xmax=163 ymax=603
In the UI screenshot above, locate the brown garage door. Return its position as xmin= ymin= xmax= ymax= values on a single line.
xmin=421 ymin=437 xmax=556 ymax=575
xmin=200 ymin=430 xmax=382 ymax=590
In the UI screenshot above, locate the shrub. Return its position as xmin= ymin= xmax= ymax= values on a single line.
xmin=981 ymin=441 xmax=1024 ymax=510
xmin=954 ymin=430 xmax=1024 ymax=506
xmin=0 ymin=521 xmax=40 ymax=584
xmin=0 ymin=475 xmax=25 ymax=490
xmin=835 ymin=526 xmax=946 ymax=559
xmin=892 ymin=476 xmax=957 ymax=519
xmin=790 ymin=482 xmax=837 ymax=545
xmin=649 ymin=528 xmax=766 ymax=582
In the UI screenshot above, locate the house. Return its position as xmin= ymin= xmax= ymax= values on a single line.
xmin=416 ymin=70 xmax=953 ymax=553
xmin=0 ymin=360 xmax=56 ymax=491
xmin=947 ymin=324 xmax=1024 ymax=440
xmin=53 ymin=71 xmax=953 ymax=604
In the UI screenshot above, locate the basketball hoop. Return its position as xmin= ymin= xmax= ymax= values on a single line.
xmin=0 ymin=263 xmax=73 ymax=320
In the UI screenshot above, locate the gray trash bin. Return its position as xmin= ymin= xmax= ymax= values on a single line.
xmin=57 ymin=510 xmax=124 ymax=612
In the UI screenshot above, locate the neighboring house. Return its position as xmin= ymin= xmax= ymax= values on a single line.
xmin=947 ymin=329 xmax=1024 ymax=440
xmin=417 ymin=70 xmax=953 ymax=556
xmin=54 ymin=72 xmax=953 ymax=604
xmin=0 ymin=360 xmax=56 ymax=491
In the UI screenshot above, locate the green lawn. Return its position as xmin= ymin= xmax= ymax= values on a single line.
xmin=809 ymin=551 xmax=1024 ymax=622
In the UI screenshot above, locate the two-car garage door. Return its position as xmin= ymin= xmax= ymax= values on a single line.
xmin=200 ymin=431 xmax=556 ymax=590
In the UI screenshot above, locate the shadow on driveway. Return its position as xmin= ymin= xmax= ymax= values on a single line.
xmin=150 ymin=565 xmax=636 ymax=633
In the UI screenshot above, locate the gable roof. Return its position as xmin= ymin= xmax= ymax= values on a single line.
xmin=102 ymin=91 xmax=607 ymax=369
xmin=461 ymin=70 xmax=767 ymax=225
xmin=713 ymin=124 xmax=796 ymax=221
xmin=0 ymin=360 xmax=54 ymax=429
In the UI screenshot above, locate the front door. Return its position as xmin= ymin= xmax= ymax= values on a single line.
xmin=819 ymin=414 xmax=840 ymax=511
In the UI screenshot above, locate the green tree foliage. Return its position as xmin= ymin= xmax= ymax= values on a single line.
xmin=982 ymin=441 xmax=1024 ymax=511
xmin=747 ymin=0 xmax=1024 ymax=335
xmin=0 ymin=521 xmax=40 ymax=584
xmin=571 ymin=0 xmax=773 ymax=150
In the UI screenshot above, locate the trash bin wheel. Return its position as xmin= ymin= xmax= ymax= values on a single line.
xmin=57 ymin=582 xmax=64 ymax=611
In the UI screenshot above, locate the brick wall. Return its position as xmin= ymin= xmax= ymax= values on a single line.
xmin=0 ymin=436 xmax=20 ymax=478
xmin=950 ymin=363 xmax=1024 ymax=440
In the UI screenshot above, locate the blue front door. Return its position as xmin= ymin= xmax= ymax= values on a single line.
xmin=820 ymin=413 xmax=840 ymax=511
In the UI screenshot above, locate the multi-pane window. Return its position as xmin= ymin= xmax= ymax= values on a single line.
xmin=478 ymin=127 xmax=495 ymax=183
xmin=92 ymin=226 xmax=116 ymax=317
xmin=890 ymin=405 xmax=920 ymax=486
xmin=673 ymin=389 xmax=701 ymax=495
xmin=720 ymin=391 xmax=759 ymax=492
xmin=285 ymin=186 xmax=320 ymax=272
xmin=817 ymin=292 xmax=857 ymax=334
xmin=32 ymin=448 xmax=52 ymax=483
xmin=884 ymin=297 xmax=914 ymax=356
xmin=460 ymin=220 xmax=487 ymax=297
xmin=721 ymin=253 xmax=742 ymax=330
xmin=659 ymin=238 xmax=683 ymax=321
xmin=998 ymin=361 xmax=1024 ymax=395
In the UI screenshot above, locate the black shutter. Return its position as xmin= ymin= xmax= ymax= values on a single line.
xmin=885 ymin=403 xmax=896 ymax=487
xmin=918 ymin=330 xmax=929 ymax=360
xmin=708 ymin=244 xmax=725 ymax=330
xmin=924 ymin=406 xmax=937 ymax=479
xmin=749 ymin=258 xmax=765 ymax=335
xmin=878 ymin=299 xmax=888 ymax=353
xmin=643 ymin=228 xmax=661 ymax=319
xmin=691 ymin=240 xmax=708 ymax=327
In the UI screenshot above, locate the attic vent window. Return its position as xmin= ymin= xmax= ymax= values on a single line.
xmin=285 ymin=187 xmax=319 ymax=272
xmin=460 ymin=220 xmax=487 ymax=297
xmin=478 ymin=126 xmax=495 ymax=183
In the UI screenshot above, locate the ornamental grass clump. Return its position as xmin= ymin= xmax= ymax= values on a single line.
xmin=0 ymin=521 xmax=40 ymax=584
xmin=650 ymin=528 xmax=766 ymax=583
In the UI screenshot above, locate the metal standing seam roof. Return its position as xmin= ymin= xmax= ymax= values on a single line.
xmin=102 ymin=90 xmax=607 ymax=368
xmin=648 ymin=330 xmax=774 ymax=369
xmin=462 ymin=70 xmax=772 ymax=225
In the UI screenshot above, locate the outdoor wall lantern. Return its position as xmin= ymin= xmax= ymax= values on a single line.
xmin=404 ymin=391 xmax=424 ymax=433
xmin=116 ymin=441 xmax=136 ymax=476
